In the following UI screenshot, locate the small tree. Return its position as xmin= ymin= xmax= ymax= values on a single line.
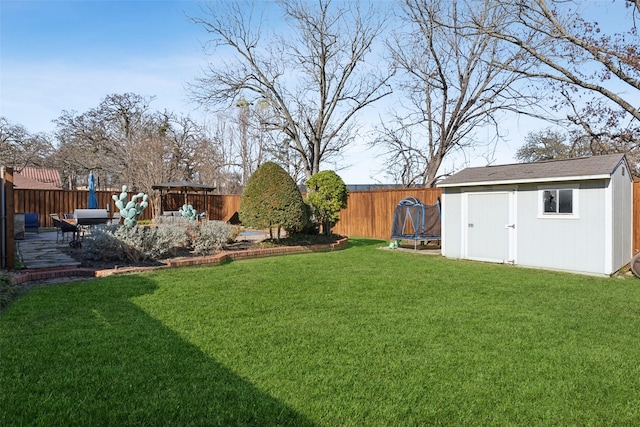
xmin=239 ymin=162 xmax=306 ymax=239
xmin=306 ymin=170 xmax=349 ymax=236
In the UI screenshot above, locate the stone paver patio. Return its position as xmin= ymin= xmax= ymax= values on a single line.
xmin=16 ymin=230 xmax=81 ymax=270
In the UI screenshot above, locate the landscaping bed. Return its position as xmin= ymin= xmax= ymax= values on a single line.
xmin=61 ymin=233 xmax=346 ymax=271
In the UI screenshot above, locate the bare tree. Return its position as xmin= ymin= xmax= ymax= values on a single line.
xmin=124 ymin=111 xmax=219 ymax=214
xmin=375 ymin=0 xmax=540 ymax=187
xmin=53 ymin=109 xmax=113 ymax=189
xmin=197 ymin=110 xmax=255 ymax=194
xmin=161 ymin=112 xmax=214 ymax=183
xmin=515 ymin=128 xmax=591 ymax=162
xmin=50 ymin=93 xmax=220 ymax=193
xmin=0 ymin=117 xmax=54 ymax=170
xmin=516 ymin=124 xmax=640 ymax=175
xmin=52 ymin=93 xmax=156 ymax=190
xmin=189 ymin=0 xmax=393 ymax=180
xmin=230 ymin=98 xmax=268 ymax=186
xmin=475 ymin=0 xmax=640 ymax=144
xmin=126 ymin=132 xmax=174 ymax=217
xmin=5 ymin=93 xmax=228 ymax=199
xmin=205 ymin=116 xmax=240 ymax=193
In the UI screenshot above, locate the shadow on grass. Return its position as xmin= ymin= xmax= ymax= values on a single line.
xmin=0 ymin=278 xmax=315 ymax=426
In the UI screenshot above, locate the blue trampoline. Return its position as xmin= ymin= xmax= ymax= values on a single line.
xmin=390 ymin=196 xmax=441 ymax=248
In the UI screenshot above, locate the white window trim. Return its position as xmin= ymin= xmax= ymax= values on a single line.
xmin=537 ymin=184 xmax=579 ymax=219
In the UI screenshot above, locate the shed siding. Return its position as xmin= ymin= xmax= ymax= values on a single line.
xmin=611 ymin=162 xmax=633 ymax=271
xmin=443 ymin=181 xmax=613 ymax=275
xmin=441 ymin=189 xmax=463 ymax=258
xmin=515 ymin=181 xmax=607 ymax=275
xmin=439 ymin=155 xmax=632 ymax=276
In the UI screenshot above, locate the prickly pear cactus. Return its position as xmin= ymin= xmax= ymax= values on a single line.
xmin=179 ymin=204 xmax=198 ymax=221
xmin=112 ymin=185 xmax=149 ymax=227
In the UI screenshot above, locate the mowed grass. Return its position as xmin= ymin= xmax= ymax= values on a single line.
xmin=2 ymin=238 xmax=640 ymax=426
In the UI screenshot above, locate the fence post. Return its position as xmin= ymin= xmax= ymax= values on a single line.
xmin=1 ymin=167 xmax=15 ymax=270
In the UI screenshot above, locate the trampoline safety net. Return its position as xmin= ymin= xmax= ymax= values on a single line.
xmin=390 ymin=196 xmax=441 ymax=241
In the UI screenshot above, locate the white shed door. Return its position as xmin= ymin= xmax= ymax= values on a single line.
xmin=466 ymin=192 xmax=513 ymax=263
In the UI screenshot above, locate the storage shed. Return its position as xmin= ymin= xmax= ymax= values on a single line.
xmin=437 ymin=154 xmax=632 ymax=276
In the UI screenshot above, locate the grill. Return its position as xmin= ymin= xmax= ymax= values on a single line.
xmin=73 ymin=209 xmax=110 ymax=225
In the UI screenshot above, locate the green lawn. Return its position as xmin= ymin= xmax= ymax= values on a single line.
xmin=2 ymin=238 xmax=640 ymax=426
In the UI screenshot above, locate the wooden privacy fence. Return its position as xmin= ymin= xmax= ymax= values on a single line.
xmin=12 ymin=187 xmax=440 ymax=240
xmin=12 ymin=189 xmax=241 ymax=228
xmin=332 ymin=188 xmax=442 ymax=240
xmin=11 ymin=183 xmax=640 ymax=252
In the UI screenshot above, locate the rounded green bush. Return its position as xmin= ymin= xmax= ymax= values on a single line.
xmin=306 ymin=170 xmax=349 ymax=236
xmin=239 ymin=162 xmax=306 ymax=237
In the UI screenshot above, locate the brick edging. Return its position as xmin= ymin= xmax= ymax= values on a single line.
xmin=11 ymin=237 xmax=349 ymax=284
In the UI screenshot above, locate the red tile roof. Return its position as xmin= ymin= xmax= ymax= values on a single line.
xmin=13 ymin=174 xmax=59 ymax=190
xmin=13 ymin=167 xmax=63 ymax=189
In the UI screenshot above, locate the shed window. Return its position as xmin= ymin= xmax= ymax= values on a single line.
xmin=543 ymin=189 xmax=573 ymax=214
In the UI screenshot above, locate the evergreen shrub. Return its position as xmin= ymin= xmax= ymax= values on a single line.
xmin=239 ymin=162 xmax=306 ymax=238
xmin=306 ymin=170 xmax=349 ymax=235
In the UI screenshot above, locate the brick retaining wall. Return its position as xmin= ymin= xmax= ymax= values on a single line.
xmin=11 ymin=237 xmax=349 ymax=285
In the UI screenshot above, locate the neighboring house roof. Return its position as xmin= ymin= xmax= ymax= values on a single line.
xmin=13 ymin=167 xmax=63 ymax=189
xmin=13 ymin=173 xmax=59 ymax=190
xmin=438 ymin=154 xmax=629 ymax=188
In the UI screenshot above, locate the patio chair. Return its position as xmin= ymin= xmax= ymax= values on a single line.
xmin=50 ymin=213 xmax=82 ymax=247
xmin=24 ymin=213 xmax=40 ymax=234
xmin=50 ymin=214 xmax=64 ymax=242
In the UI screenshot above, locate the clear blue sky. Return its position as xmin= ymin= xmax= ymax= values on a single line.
xmin=0 ymin=0 xmax=632 ymax=183
xmin=1 ymin=0 xmax=206 ymax=133
xmin=0 ymin=0 xmax=386 ymax=183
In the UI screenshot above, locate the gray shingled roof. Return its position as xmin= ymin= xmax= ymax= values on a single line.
xmin=438 ymin=154 xmax=626 ymax=187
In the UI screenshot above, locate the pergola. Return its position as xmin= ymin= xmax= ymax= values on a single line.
xmin=151 ymin=181 xmax=216 ymax=216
